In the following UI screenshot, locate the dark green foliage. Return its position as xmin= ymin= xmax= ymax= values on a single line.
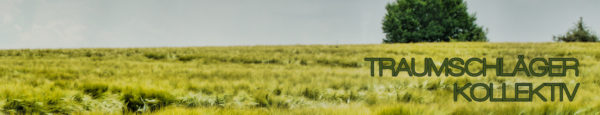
xmin=81 ymin=83 xmax=109 ymax=98
xmin=382 ymin=0 xmax=487 ymax=43
xmin=3 ymin=99 xmax=46 ymax=113
xmin=144 ymin=53 xmax=166 ymax=60
xmin=396 ymin=92 xmax=412 ymax=102
xmin=2 ymin=98 xmax=76 ymax=114
xmin=554 ymin=17 xmax=598 ymax=42
xmin=121 ymin=89 xmax=175 ymax=112
xmin=302 ymin=88 xmax=321 ymax=100
xmin=273 ymin=87 xmax=283 ymax=96
xmin=177 ymin=55 xmax=200 ymax=62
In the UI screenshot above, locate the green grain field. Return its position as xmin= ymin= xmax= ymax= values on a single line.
xmin=0 ymin=42 xmax=599 ymax=114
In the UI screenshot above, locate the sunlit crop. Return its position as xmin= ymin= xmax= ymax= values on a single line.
xmin=0 ymin=42 xmax=599 ymax=114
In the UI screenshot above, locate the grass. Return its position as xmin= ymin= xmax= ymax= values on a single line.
xmin=0 ymin=42 xmax=599 ymax=114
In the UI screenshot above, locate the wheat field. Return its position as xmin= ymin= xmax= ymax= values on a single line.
xmin=0 ymin=42 xmax=599 ymax=114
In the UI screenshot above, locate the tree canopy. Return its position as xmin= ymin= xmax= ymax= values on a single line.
xmin=382 ymin=0 xmax=487 ymax=43
xmin=553 ymin=17 xmax=598 ymax=42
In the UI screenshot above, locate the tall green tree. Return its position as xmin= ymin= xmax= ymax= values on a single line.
xmin=553 ymin=17 xmax=598 ymax=42
xmin=382 ymin=0 xmax=487 ymax=43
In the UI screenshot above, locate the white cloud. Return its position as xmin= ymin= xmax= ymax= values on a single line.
xmin=1 ymin=0 xmax=90 ymax=48
xmin=2 ymin=14 xmax=12 ymax=24
xmin=0 ymin=0 xmax=22 ymax=25
xmin=13 ymin=24 xmax=21 ymax=31
xmin=18 ymin=21 xmax=85 ymax=41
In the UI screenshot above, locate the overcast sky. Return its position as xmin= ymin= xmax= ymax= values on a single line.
xmin=1 ymin=0 xmax=599 ymax=49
